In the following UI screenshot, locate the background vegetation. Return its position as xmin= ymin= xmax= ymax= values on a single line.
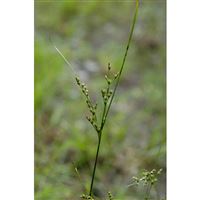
xmin=35 ymin=1 xmax=166 ymax=199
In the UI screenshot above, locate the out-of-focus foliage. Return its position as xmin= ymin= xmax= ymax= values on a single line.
xmin=35 ymin=1 xmax=166 ymax=199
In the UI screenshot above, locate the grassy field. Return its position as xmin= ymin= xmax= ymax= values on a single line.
xmin=35 ymin=1 xmax=166 ymax=199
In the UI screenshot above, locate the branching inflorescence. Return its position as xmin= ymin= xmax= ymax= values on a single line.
xmin=75 ymin=1 xmax=140 ymax=198
xmin=55 ymin=1 xmax=165 ymax=199
xmin=75 ymin=62 xmax=119 ymax=135
xmin=131 ymin=169 xmax=163 ymax=200
xmin=56 ymin=1 xmax=139 ymax=199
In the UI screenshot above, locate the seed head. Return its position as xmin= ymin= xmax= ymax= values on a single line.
xmin=107 ymin=90 xmax=113 ymax=98
xmin=105 ymin=75 xmax=111 ymax=85
xmin=108 ymin=62 xmax=111 ymax=71
xmin=104 ymin=96 xmax=108 ymax=104
xmin=75 ymin=77 xmax=81 ymax=85
xmin=101 ymin=89 xmax=106 ymax=97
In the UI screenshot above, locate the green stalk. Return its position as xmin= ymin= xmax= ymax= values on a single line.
xmin=103 ymin=0 xmax=139 ymax=127
xmin=89 ymin=0 xmax=139 ymax=197
xmin=89 ymin=130 xmax=102 ymax=196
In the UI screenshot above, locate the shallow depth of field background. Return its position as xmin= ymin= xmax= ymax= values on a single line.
xmin=35 ymin=1 xmax=166 ymax=199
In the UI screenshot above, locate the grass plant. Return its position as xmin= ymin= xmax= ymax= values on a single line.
xmin=75 ymin=0 xmax=140 ymax=198
xmin=55 ymin=1 xmax=164 ymax=199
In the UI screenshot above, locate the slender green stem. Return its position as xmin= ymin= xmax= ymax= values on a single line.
xmin=89 ymin=131 xmax=102 ymax=196
xmin=88 ymin=0 xmax=139 ymax=197
xmin=102 ymin=0 xmax=139 ymax=128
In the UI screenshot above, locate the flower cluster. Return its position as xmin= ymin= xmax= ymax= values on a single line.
xmin=132 ymin=168 xmax=162 ymax=186
xmin=107 ymin=191 xmax=114 ymax=200
xmin=80 ymin=192 xmax=114 ymax=200
xmin=75 ymin=76 xmax=98 ymax=132
xmin=101 ymin=63 xmax=119 ymax=105
xmin=75 ymin=62 xmax=119 ymax=134
xmin=80 ymin=194 xmax=94 ymax=200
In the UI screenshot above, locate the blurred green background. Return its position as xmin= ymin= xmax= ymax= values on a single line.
xmin=35 ymin=0 xmax=166 ymax=199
